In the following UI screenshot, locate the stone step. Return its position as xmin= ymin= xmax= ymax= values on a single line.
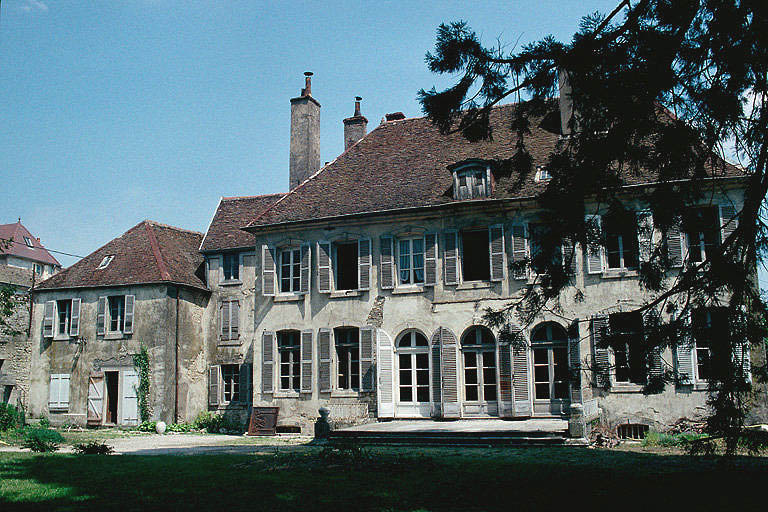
xmin=329 ymin=430 xmax=568 ymax=447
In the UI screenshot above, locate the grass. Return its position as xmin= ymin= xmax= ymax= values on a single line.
xmin=1 ymin=445 xmax=767 ymax=511
xmin=0 ymin=427 xmax=148 ymax=448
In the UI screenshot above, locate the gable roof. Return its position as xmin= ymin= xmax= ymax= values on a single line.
xmin=200 ymin=193 xmax=285 ymax=252
xmin=35 ymin=220 xmax=207 ymax=291
xmin=246 ymin=102 xmax=744 ymax=229
xmin=0 ymin=221 xmax=61 ymax=266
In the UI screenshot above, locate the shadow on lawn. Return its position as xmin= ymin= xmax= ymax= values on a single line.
xmin=1 ymin=447 xmax=767 ymax=511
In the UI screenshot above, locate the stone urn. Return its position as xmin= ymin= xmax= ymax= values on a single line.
xmin=155 ymin=421 xmax=167 ymax=435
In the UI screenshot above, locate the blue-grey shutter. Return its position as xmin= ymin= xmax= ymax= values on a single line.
xmin=561 ymin=237 xmax=577 ymax=275
xmin=489 ymin=224 xmax=505 ymax=282
xmin=511 ymin=224 xmax=528 ymax=279
xmin=43 ymin=300 xmax=55 ymax=337
xmin=300 ymin=329 xmax=313 ymax=393
xmin=379 ymin=236 xmax=394 ymax=289
xmin=591 ymin=315 xmax=610 ymax=386
xmin=568 ymin=323 xmax=582 ymax=403
xmin=239 ymin=363 xmax=251 ymax=404
xmin=666 ymin=226 xmax=684 ymax=267
xmin=208 ymin=365 xmax=220 ymax=406
xmin=498 ymin=339 xmax=514 ymax=417
xmin=261 ymin=331 xmax=274 ymax=394
xmin=96 ymin=296 xmax=107 ymax=336
xmin=719 ymin=204 xmax=737 ymax=246
xmin=69 ymin=298 xmax=81 ymax=337
xmin=424 ymin=233 xmax=438 ymax=286
xmin=230 ymin=301 xmax=239 ymax=340
xmin=123 ymin=295 xmax=135 ymax=334
xmin=443 ymin=231 xmax=459 ymax=285
xmin=439 ymin=327 xmax=460 ymax=418
xmin=220 ymin=302 xmax=230 ymax=340
xmin=430 ymin=329 xmax=442 ymax=415
xmin=377 ymin=329 xmax=395 ymax=417
xmin=300 ymin=243 xmax=311 ymax=294
xmin=637 ymin=210 xmax=654 ymax=263
xmin=318 ymin=328 xmax=332 ymax=392
xmin=317 ymin=241 xmax=332 ymax=293
xmin=585 ymin=215 xmax=604 ymax=274
xmin=512 ymin=343 xmax=531 ymax=416
xmin=262 ymin=245 xmax=276 ymax=296
xmin=358 ymin=239 xmax=371 ymax=291
xmin=360 ymin=326 xmax=375 ymax=391
xmin=675 ymin=312 xmax=694 ymax=385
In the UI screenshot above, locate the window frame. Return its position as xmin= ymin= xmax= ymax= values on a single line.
xmin=396 ymin=236 xmax=426 ymax=287
xmin=220 ymin=364 xmax=240 ymax=404
xmin=334 ymin=327 xmax=361 ymax=392
xmin=97 ymin=255 xmax=115 ymax=269
xmin=683 ymin=206 xmax=720 ymax=264
xmin=221 ymin=252 xmax=241 ymax=283
xmin=277 ymin=330 xmax=301 ymax=393
xmin=332 ymin=241 xmax=359 ymax=292
xmin=530 ymin=323 xmax=569 ymax=401
xmin=608 ymin=312 xmax=647 ymax=386
xmin=55 ymin=299 xmax=71 ymax=338
xmin=459 ymin=228 xmax=491 ymax=283
xmin=107 ymin=295 xmax=124 ymax=333
xmin=277 ymin=247 xmax=302 ymax=294
xmin=603 ymin=214 xmax=640 ymax=271
xmin=460 ymin=326 xmax=497 ymax=404
xmin=453 ymin=164 xmax=491 ymax=200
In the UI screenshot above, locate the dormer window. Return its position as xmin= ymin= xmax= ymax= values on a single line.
xmin=535 ymin=166 xmax=552 ymax=182
xmin=97 ymin=255 xmax=115 ymax=269
xmin=24 ymin=236 xmax=33 ymax=247
xmin=452 ymin=162 xmax=491 ymax=200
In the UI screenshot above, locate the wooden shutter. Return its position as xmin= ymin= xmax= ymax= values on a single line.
xmin=121 ymin=370 xmax=139 ymax=425
xmin=87 ymin=372 xmax=104 ymax=426
xmin=648 ymin=347 xmax=663 ymax=380
xmin=261 ymin=331 xmax=274 ymax=394
xmin=591 ymin=315 xmax=610 ymax=386
xmin=358 ymin=239 xmax=371 ymax=291
xmin=379 ymin=236 xmax=394 ymax=289
xmin=498 ymin=340 xmax=514 ymax=417
xmin=317 ymin=241 xmax=332 ymax=293
xmin=48 ymin=374 xmax=59 ymax=409
xmin=585 ymin=215 xmax=604 ymax=274
xmin=262 ymin=245 xmax=276 ymax=296
xmin=300 ymin=243 xmax=311 ymax=294
xmin=675 ymin=312 xmax=694 ymax=385
xmin=512 ymin=344 xmax=531 ymax=416
xmin=568 ymin=323 xmax=582 ymax=403
xmin=733 ymin=342 xmax=751 ymax=383
xmin=300 ymin=329 xmax=313 ymax=393
xmin=443 ymin=231 xmax=459 ymax=285
xmin=230 ymin=301 xmax=239 ymax=340
xmin=96 ymin=296 xmax=107 ymax=336
xmin=220 ymin=301 xmax=230 ymax=340
xmin=666 ymin=225 xmax=684 ymax=267
xmin=439 ymin=327 xmax=460 ymax=418
xmin=429 ymin=330 xmax=442 ymax=415
xmin=208 ymin=256 xmax=220 ymax=285
xmin=318 ymin=328 xmax=332 ymax=392
xmin=636 ymin=210 xmax=654 ymax=263
xmin=69 ymin=298 xmax=81 ymax=337
xmin=123 ymin=295 xmax=135 ymax=334
xmin=511 ymin=224 xmax=529 ymax=279
xmin=561 ymin=237 xmax=577 ymax=275
xmin=208 ymin=365 xmax=220 ymax=406
xmin=49 ymin=373 xmax=70 ymax=411
xmin=424 ymin=233 xmax=438 ymax=286
xmin=489 ymin=224 xmax=505 ymax=282
xmin=376 ymin=329 xmax=395 ymax=417
xmin=719 ymin=204 xmax=738 ymax=246
xmin=360 ymin=326 xmax=375 ymax=391
xmin=239 ymin=363 xmax=252 ymax=404
xmin=43 ymin=300 xmax=55 ymax=338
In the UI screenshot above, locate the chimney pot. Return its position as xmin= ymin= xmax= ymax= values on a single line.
xmin=301 ymin=71 xmax=313 ymax=97
xmin=385 ymin=112 xmax=406 ymax=122
xmin=343 ymin=96 xmax=368 ymax=150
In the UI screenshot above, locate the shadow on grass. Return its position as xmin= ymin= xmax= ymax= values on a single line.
xmin=0 ymin=446 xmax=766 ymax=511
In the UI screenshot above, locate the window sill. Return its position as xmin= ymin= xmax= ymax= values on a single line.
xmin=103 ymin=332 xmax=127 ymax=340
xmin=392 ymin=286 xmax=425 ymax=295
xmin=602 ymin=269 xmax=639 ymax=279
xmin=693 ymin=382 xmax=708 ymax=391
xmin=611 ymin=383 xmax=645 ymax=393
xmin=218 ymin=340 xmax=241 ymax=347
xmin=456 ymin=281 xmax=493 ymax=290
xmin=330 ymin=290 xmax=362 ymax=298
xmin=331 ymin=390 xmax=362 ymax=398
xmin=273 ymin=391 xmax=301 ymax=398
xmin=219 ymin=280 xmax=243 ymax=287
xmin=274 ymin=294 xmax=304 ymax=303
xmin=53 ymin=335 xmax=71 ymax=342
xmin=48 ymin=408 xmax=69 ymax=414
xmin=217 ymin=402 xmax=247 ymax=409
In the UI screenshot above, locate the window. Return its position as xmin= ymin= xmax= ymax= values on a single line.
xmin=335 ymin=327 xmax=360 ymax=391
xmin=529 ymin=224 xmax=562 ymax=274
xmin=56 ymin=300 xmax=71 ymax=336
xmin=609 ymin=312 xmax=646 ymax=385
xmin=397 ymin=331 xmax=430 ymax=403
xmin=108 ymin=296 xmax=124 ymax=332
xmin=221 ymin=364 xmax=240 ymax=403
xmin=691 ymin=308 xmax=726 ymax=381
xmin=97 ymin=255 xmax=114 ymax=269
xmin=617 ymin=423 xmax=649 ymax=440
xmin=277 ymin=330 xmax=301 ymax=392
xmin=461 ymin=326 xmax=497 ymax=402
xmin=454 ymin=166 xmax=490 ymax=199
xmin=276 ymin=248 xmax=300 ymax=293
xmin=24 ymin=236 xmax=33 ymax=247
xmin=222 ymin=253 xmax=240 ymax=281
xmin=461 ymin=229 xmax=490 ymax=281
xmin=219 ymin=300 xmax=239 ymax=340
xmin=531 ymin=323 xmax=569 ymax=400
xmin=683 ymin=207 xmax=720 ymax=263
xmin=48 ymin=374 xmax=70 ymax=412
xmin=535 ymin=166 xmax=552 ymax=182
xmin=34 ymin=264 xmax=43 ymax=275
xmin=334 ymin=242 xmax=358 ymax=291
xmin=398 ymin=238 xmax=425 ymax=285
xmin=604 ymin=212 xmax=639 ymax=270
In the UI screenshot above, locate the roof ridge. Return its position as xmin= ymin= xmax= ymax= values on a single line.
xmin=221 ymin=192 xmax=286 ymax=201
xmin=144 ymin=219 xmax=203 ymax=236
xmin=143 ymin=222 xmax=172 ymax=281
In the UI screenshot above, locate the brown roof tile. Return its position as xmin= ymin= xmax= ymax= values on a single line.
xmin=0 ymin=221 xmax=61 ymax=266
xmin=200 ymin=194 xmax=285 ymax=252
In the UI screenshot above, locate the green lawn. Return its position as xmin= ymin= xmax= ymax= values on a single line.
xmin=1 ymin=446 xmax=766 ymax=511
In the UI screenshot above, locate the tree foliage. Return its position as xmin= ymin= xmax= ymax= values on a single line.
xmin=420 ymin=0 xmax=768 ymax=453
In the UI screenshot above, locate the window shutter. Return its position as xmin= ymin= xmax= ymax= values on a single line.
xmin=439 ymin=327 xmax=460 ymax=418
xmin=443 ymin=231 xmax=459 ymax=285
xmin=429 ymin=330 xmax=442 ymax=413
xmin=48 ymin=374 xmax=59 ymax=409
xmin=512 ymin=343 xmax=531 ymax=416
xmin=648 ymin=347 xmax=663 ymax=380
xmin=69 ymin=298 xmax=81 ymax=337
xmin=719 ymin=204 xmax=738 ymax=246
xmin=636 ymin=210 xmax=654 ymax=263
xmin=239 ymin=363 xmax=251 ymax=404
xmin=317 ymin=241 xmax=332 ymax=293
xmin=261 ymin=331 xmax=274 ymax=394
xmin=87 ymin=373 xmax=104 ymax=426
xmin=300 ymin=329 xmax=313 ymax=393
xmin=497 ymin=340 xmax=514 ymax=417
xmin=49 ymin=374 xmax=70 ymax=410
xmin=360 ymin=326 xmax=375 ymax=391
xmin=123 ymin=295 xmax=135 ymax=334
xmin=489 ymin=224 xmax=505 ymax=282
xmin=591 ymin=315 xmax=610 ymax=387
xmin=318 ymin=328 xmax=332 ymax=392
xmin=43 ymin=300 xmax=55 ymax=338
xmin=733 ymin=342 xmax=751 ymax=383
xmin=511 ymin=224 xmax=529 ymax=280
xmin=377 ymin=329 xmax=394 ymax=417
xmin=220 ymin=302 xmax=230 ymax=340
xmin=208 ymin=257 xmax=220 ymax=285
xmin=96 ymin=297 xmax=107 ymax=336
xmin=379 ymin=236 xmax=394 ymax=289
xmin=262 ymin=245 xmax=276 ymax=296
xmin=61 ymin=374 xmax=70 ymax=409
xmin=230 ymin=301 xmax=239 ymax=340
xmin=300 ymin=243 xmax=311 ymax=294
xmin=568 ymin=322 xmax=582 ymax=403
xmin=208 ymin=365 xmax=220 ymax=406
xmin=358 ymin=238 xmax=371 ymax=291
xmin=676 ymin=313 xmax=695 ymax=385
xmin=424 ymin=233 xmax=438 ymax=286
xmin=561 ymin=237 xmax=577 ymax=275
xmin=666 ymin=225 xmax=684 ymax=267
xmin=585 ymin=215 xmax=604 ymax=274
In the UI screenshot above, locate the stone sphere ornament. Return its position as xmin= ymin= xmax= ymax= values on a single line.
xmin=155 ymin=421 xmax=167 ymax=435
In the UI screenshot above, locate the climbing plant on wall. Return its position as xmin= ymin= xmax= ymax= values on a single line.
xmin=133 ymin=345 xmax=151 ymax=423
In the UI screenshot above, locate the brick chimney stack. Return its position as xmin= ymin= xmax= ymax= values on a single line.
xmin=343 ymin=96 xmax=368 ymax=150
xmin=289 ymin=72 xmax=321 ymax=190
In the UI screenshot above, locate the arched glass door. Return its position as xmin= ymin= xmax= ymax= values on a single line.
xmin=461 ymin=326 xmax=498 ymax=417
xmin=531 ymin=322 xmax=570 ymax=416
xmin=395 ymin=330 xmax=431 ymax=417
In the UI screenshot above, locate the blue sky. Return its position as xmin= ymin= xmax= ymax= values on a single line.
xmin=1 ymin=0 xmax=765 ymax=291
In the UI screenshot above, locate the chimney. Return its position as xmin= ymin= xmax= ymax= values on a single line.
xmin=343 ymin=96 xmax=368 ymax=150
xmin=289 ymin=71 xmax=321 ymax=190
xmin=558 ymin=69 xmax=576 ymax=136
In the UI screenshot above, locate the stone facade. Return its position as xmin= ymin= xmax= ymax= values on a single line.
xmin=0 ymin=291 xmax=32 ymax=409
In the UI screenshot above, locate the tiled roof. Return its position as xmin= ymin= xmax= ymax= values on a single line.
xmin=35 ymin=221 xmax=207 ymax=291
xmin=247 ymin=102 xmax=744 ymax=228
xmin=200 ymin=194 xmax=285 ymax=252
xmin=0 ymin=221 xmax=61 ymax=266
xmin=0 ymin=265 xmax=34 ymax=288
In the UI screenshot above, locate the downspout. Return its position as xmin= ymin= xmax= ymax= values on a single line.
xmin=174 ymin=287 xmax=180 ymax=424
xmin=27 ymin=268 xmax=35 ymax=335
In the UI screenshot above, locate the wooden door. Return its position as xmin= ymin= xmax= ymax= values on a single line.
xmin=87 ymin=373 xmax=104 ymax=427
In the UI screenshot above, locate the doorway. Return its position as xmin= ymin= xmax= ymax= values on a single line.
xmin=530 ymin=322 xmax=570 ymax=416
xmin=395 ymin=330 xmax=431 ymax=418
xmin=105 ymin=371 xmax=119 ymax=424
xmin=460 ymin=326 xmax=498 ymax=417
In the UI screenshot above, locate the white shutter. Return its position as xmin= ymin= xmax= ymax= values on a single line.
xmin=379 ymin=236 xmax=394 ymax=289
xmin=300 ymin=243 xmax=311 ymax=294
xmin=512 ymin=344 xmax=532 ymax=416
xmin=208 ymin=365 xmax=220 ymax=406
xmin=120 ymin=370 xmax=139 ymax=425
xmin=561 ymin=237 xmax=577 ymax=275
xmin=591 ymin=315 xmax=610 ymax=386
xmin=358 ymin=239 xmax=371 ymax=291
xmin=300 ymin=329 xmax=313 ymax=393
xmin=424 ymin=233 xmax=438 ymax=286
xmin=719 ymin=204 xmax=738 ymax=246
xmin=318 ymin=328 xmax=332 ymax=392
xmin=443 ymin=231 xmax=459 ymax=285
xmin=69 ymin=298 xmax=81 ymax=337
xmin=510 ymin=224 xmax=529 ymax=279
xmin=317 ymin=241 xmax=332 ymax=293
xmin=733 ymin=342 xmax=751 ymax=383
xmin=676 ymin=313 xmax=695 ymax=385
xmin=360 ymin=326 xmax=375 ymax=391
xmin=123 ymin=295 xmax=135 ymax=334
xmin=49 ymin=374 xmax=70 ymax=410
xmin=585 ymin=215 xmax=604 ymax=274
xmin=261 ymin=331 xmax=274 ymax=394
xmin=636 ymin=210 xmax=654 ymax=263
xmin=497 ymin=340 xmax=514 ymax=417
xmin=43 ymin=300 xmax=55 ymax=338
xmin=439 ymin=327 xmax=460 ymax=418
xmin=376 ymin=329 xmax=395 ymax=417
xmin=262 ymin=245 xmax=276 ymax=296
xmin=666 ymin=225 xmax=684 ymax=267
xmin=96 ymin=296 xmax=107 ymax=335
xmin=489 ymin=224 xmax=505 ymax=282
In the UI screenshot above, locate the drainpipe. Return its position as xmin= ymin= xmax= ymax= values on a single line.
xmin=174 ymin=287 xmax=180 ymax=424
xmin=27 ymin=269 xmax=35 ymax=335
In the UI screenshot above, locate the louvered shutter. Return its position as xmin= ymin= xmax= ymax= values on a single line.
xmin=358 ymin=239 xmax=371 ymax=291
xmin=424 ymin=233 xmax=438 ymax=286
xmin=379 ymin=236 xmax=394 ymax=289
xmin=49 ymin=374 xmax=70 ymax=411
xmin=637 ymin=211 xmax=654 ymax=263
xmin=318 ymin=328 xmax=332 ymax=392
xmin=666 ymin=225 xmax=684 ymax=267
xmin=489 ymin=224 xmax=505 ymax=282
xmin=443 ymin=231 xmax=459 ymax=285
xmin=498 ymin=340 xmax=514 ymax=417
xmin=239 ymin=363 xmax=252 ymax=404
xmin=512 ymin=344 xmax=531 ymax=416
xmin=430 ymin=330 xmax=442 ymax=414
xmin=562 ymin=237 xmax=577 ymax=275
xmin=317 ymin=241 xmax=332 ymax=293
xmin=360 ymin=326 xmax=375 ymax=391
xmin=300 ymin=243 xmax=311 ymax=294
xmin=87 ymin=373 xmax=104 ymax=426
xmin=733 ymin=342 xmax=751 ymax=383
xmin=230 ymin=301 xmax=239 ymax=340
xmin=123 ymin=295 xmax=135 ymax=334
xmin=511 ymin=224 xmax=529 ymax=279
xmin=439 ymin=327 xmax=460 ymax=418
xmin=43 ymin=300 xmax=55 ymax=337
xmin=648 ymin=347 xmax=663 ymax=380
xmin=59 ymin=374 xmax=70 ymax=410
xmin=377 ymin=329 xmax=395 ymax=417
xmin=300 ymin=329 xmax=313 ymax=393
xmin=585 ymin=215 xmax=604 ymax=274
xmin=675 ymin=313 xmax=695 ymax=385
xmin=568 ymin=323 xmax=582 ymax=403
xmin=48 ymin=375 xmax=57 ymax=409
xmin=208 ymin=365 xmax=220 ymax=406
xmin=68 ymin=298 xmax=81 ymax=337
xmin=261 ymin=331 xmax=274 ymax=394
xmin=96 ymin=296 xmax=107 ymax=336
xmin=262 ymin=245 xmax=276 ymax=296
xmin=719 ymin=204 xmax=738 ymax=246
xmin=591 ymin=315 xmax=610 ymax=387
xmin=220 ymin=302 xmax=230 ymax=340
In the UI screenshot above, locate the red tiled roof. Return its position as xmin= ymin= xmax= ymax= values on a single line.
xmin=0 ymin=221 xmax=61 ymax=266
xmin=35 ymin=221 xmax=207 ymax=291
xmin=200 ymin=194 xmax=285 ymax=252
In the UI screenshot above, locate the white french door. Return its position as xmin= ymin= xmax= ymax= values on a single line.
xmin=395 ymin=331 xmax=431 ymax=418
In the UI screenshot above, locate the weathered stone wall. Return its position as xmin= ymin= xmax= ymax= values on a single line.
xmin=0 ymin=291 xmax=32 ymax=410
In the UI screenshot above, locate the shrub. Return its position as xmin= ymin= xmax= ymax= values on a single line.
xmin=23 ymin=428 xmax=64 ymax=452
xmin=643 ymin=431 xmax=708 ymax=447
xmin=38 ymin=416 xmax=51 ymax=429
xmin=193 ymin=411 xmax=243 ymax=434
xmin=137 ymin=421 xmax=157 ymax=432
xmin=73 ymin=441 xmax=114 ymax=455
xmin=0 ymin=403 xmax=24 ymax=431
xmin=166 ymin=422 xmax=195 ymax=433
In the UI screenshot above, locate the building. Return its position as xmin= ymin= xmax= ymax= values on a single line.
xmin=0 ymin=220 xmax=62 ymax=279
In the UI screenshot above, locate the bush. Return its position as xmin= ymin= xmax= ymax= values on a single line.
xmin=137 ymin=421 xmax=157 ymax=432
xmin=0 ymin=403 xmax=24 ymax=431
xmin=193 ymin=411 xmax=243 ymax=434
xmin=643 ymin=431 xmax=708 ymax=447
xmin=73 ymin=441 xmax=114 ymax=455
xmin=166 ymin=422 xmax=195 ymax=433
xmin=38 ymin=416 xmax=51 ymax=429
xmin=23 ymin=428 xmax=64 ymax=452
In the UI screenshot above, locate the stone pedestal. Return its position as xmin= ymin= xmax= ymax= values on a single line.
xmin=314 ymin=407 xmax=331 ymax=440
xmin=568 ymin=403 xmax=587 ymax=439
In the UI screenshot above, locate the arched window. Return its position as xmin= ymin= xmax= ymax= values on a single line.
xmin=277 ymin=330 xmax=301 ymax=392
xmin=530 ymin=323 xmax=569 ymax=401
xmin=396 ymin=330 xmax=430 ymax=404
xmin=461 ymin=326 xmax=497 ymax=403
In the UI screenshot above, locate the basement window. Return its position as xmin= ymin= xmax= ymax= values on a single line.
xmin=97 ymin=255 xmax=115 ymax=269
xmin=616 ymin=423 xmax=649 ymax=440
